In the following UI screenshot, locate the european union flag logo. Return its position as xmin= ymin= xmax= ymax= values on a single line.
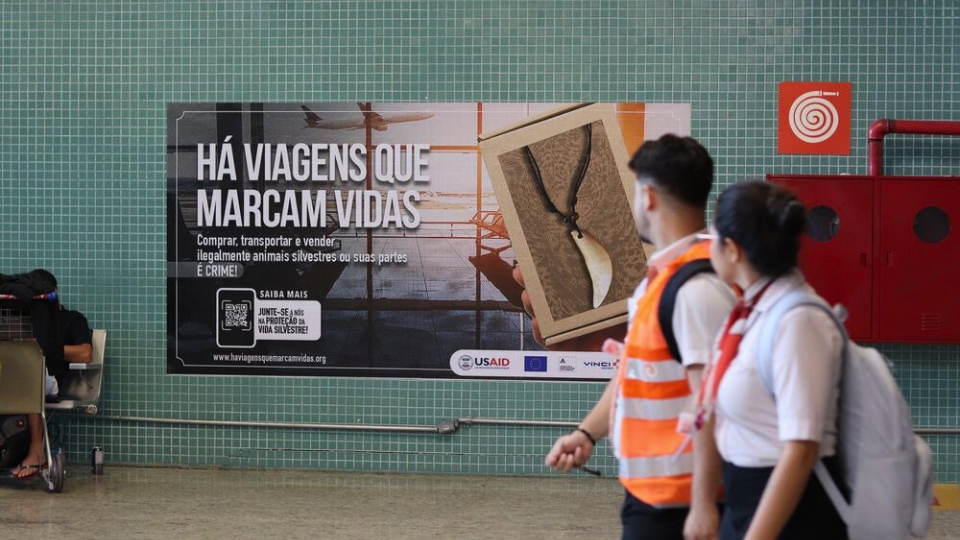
xmin=524 ymin=355 xmax=548 ymax=372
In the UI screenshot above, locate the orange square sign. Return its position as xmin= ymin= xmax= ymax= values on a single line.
xmin=778 ymin=82 xmax=852 ymax=155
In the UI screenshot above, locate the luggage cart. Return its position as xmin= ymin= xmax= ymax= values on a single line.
xmin=0 ymin=294 xmax=65 ymax=492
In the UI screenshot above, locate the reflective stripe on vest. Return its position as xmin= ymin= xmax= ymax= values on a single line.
xmin=618 ymin=395 xmax=691 ymax=421
xmin=624 ymin=357 xmax=687 ymax=384
xmin=620 ymin=452 xmax=695 ymax=479
xmin=613 ymin=240 xmax=713 ymax=508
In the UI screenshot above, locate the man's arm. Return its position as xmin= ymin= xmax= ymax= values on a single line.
xmin=578 ymin=375 xmax=616 ymax=441
xmin=545 ymin=376 xmax=615 ymax=472
xmin=63 ymin=309 xmax=93 ymax=363
xmin=514 ymin=266 xmax=623 ymax=472
xmin=686 ymin=367 xmax=722 ymax=540
xmin=64 ymin=343 xmax=92 ymax=363
xmin=675 ymin=275 xmax=736 ymax=540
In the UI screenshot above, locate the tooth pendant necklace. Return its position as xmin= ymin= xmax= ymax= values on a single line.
xmin=523 ymin=123 xmax=613 ymax=309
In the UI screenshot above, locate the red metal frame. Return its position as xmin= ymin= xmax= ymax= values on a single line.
xmin=0 ymin=292 xmax=58 ymax=301
xmin=867 ymin=119 xmax=960 ymax=176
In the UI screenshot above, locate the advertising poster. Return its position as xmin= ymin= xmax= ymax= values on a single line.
xmin=167 ymin=103 xmax=690 ymax=378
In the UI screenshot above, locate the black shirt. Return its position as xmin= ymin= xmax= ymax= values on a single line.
xmin=60 ymin=308 xmax=92 ymax=347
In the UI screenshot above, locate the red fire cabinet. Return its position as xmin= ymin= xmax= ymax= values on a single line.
xmin=767 ymin=119 xmax=960 ymax=343
xmin=768 ymin=174 xmax=960 ymax=342
xmin=766 ymin=175 xmax=874 ymax=340
xmin=876 ymin=178 xmax=960 ymax=341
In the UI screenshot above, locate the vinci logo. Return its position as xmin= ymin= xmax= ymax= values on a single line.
xmin=583 ymin=360 xmax=617 ymax=371
xmin=778 ymin=82 xmax=851 ymax=155
xmin=475 ymin=357 xmax=511 ymax=369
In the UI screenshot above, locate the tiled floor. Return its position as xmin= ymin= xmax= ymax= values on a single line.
xmin=1 ymin=466 xmax=957 ymax=540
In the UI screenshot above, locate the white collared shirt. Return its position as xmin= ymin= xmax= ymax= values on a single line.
xmin=714 ymin=271 xmax=843 ymax=467
xmin=628 ymin=231 xmax=737 ymax=367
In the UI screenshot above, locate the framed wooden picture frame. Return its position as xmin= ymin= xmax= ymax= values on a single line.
xmin=480 ymin=104 xmax=648 ymax=345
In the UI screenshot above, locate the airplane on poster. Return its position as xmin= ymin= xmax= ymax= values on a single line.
xmin=301 ymin=103 xmax=433 ymax=131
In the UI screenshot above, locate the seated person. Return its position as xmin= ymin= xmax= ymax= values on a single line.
xmin=13 ymin=306 xmax=92 ymax=480
xmin=43 ymin=307 xmax=92 ymax=396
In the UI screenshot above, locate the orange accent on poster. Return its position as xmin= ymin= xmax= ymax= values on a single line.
xmin=617 ymin=103 xmax=646 ymax=157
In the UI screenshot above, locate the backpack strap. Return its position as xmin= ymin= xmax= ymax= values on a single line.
xmin=755 ymin=289 xmax=853 ymax=524
xmin=755 ymin=289 xmax=846 ymax=395
xmin=657 ymin=259 xmax=715 ymax=364
xmin=757 ymin=289 xmax=850 ymax=397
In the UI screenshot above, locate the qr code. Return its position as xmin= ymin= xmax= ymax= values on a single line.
xmin=222 ymin=302 xmax=251 ymax=329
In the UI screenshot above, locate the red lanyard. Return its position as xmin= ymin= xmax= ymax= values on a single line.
xmin=696 ymin=279 xmax=775 ymax=424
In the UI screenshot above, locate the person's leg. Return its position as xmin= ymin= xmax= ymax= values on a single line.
xmin=719 ymin=459 xmax=847 ymax=540
xmin=621 ymin=490 xmax=687 ymax=540
xmin=13 ymin=414 xmax=46 ymax=479
xmin=719 ymin=462 xmax=772 ymax=540
xmin=777 ymin=457 xmax=848 ymax=540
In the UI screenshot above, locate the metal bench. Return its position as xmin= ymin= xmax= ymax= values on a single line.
xmin=46 ymin=329 xmax=107 ymax=414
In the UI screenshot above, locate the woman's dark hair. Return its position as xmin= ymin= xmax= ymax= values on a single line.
xmin=714 ymin=181 xmax=806 ymax=277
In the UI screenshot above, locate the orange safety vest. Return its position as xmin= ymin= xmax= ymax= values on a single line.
xmin=611 ymin=241 xmax=713 ymax=507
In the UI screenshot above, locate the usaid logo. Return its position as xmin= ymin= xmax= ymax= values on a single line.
xmin=474 ymin=357 xmax=511 ymax=369
xmin=458 ymin=355 xmax=473 ymax=371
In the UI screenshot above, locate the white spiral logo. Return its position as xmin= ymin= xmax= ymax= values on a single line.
xmin=788 ymin=90 xmax=840 ymax=144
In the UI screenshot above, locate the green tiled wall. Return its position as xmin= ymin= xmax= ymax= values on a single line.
xmin=1 ymin=1 xmax=957 ymax=482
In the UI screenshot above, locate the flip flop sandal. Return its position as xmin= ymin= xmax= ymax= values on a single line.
xmin=12 ymin=463 xmax=44 ymax=481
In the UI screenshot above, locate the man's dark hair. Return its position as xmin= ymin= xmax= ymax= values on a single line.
xmin=628 ymin=134 xmax=714 ymax=208
xmin=31 ymin=268 xmax=57 ymax=289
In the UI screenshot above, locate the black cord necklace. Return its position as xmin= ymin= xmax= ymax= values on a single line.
xmin=520 ymin=122 xmax=614 ymax=309
xmin=523 ymin=123 xmax=593 ymax=238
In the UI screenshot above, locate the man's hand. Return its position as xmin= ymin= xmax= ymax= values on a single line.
xmin=513 ymin=266 xmax=625 ymax=351
xmin=684 ymin=503 xmax=720 ymax=540
xmin=545 ymin=430 xmax=595 ymax=473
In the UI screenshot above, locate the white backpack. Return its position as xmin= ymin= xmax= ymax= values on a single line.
xmin=757 ymin=290 xmax=933 ymax=540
